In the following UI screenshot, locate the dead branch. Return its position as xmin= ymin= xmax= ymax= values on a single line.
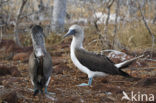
xmin=104 ymin=0 xmax=114 ymax=32
xmin=20 ymin=11 xmax=38 ymax=19
xmin=113 ymin=0 xmax=124 ymax=50
xmin=144 ymin=58 xmax=156 ymax=62
xmin=14 ymin=0 xmax=27 ymax=47
xmin=130 ymin=67 xmax=156 ymax=71
xmin=93 ymin=18 xmax=100 ymax=32
xmin=0 ymin=0 xmax=9 ymax=7
xmin=101 ymin=49 xmax=125 ymax=53
xmin=138 ymin=2 xmax=156 ymax=58
xmin=0 ymin=26 xmax=2 ymax=43
xmin=113 ymin=0 xmax=119 ymax=36
xmin=107 ymin=0 xmax=115 ymax=8
xmin=88 ymin=39 xmax=98 ymax=46
xmin=101 ymin=0 xmax=114 ymax=49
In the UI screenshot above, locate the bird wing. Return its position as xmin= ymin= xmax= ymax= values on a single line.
xmin=28 ymin=53 xmax=38 ymax=84
xmin=43 ymin=52 xmax=52 ymax=79
xmin=29 ymin=52 xmax=52 ymax=85
xmin=75 ymin=48 xmax=121 ymax=75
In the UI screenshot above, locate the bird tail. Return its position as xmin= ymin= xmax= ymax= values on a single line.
xmin=115 ymin=55 xmax=143 ymax=69
xmin=119 ymin=70 xmax=132 ymax=78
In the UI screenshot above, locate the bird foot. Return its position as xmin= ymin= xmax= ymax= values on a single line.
xmin=45 ymin=94 xmax=56 ymax=101
xmin=77 ymin=83 xmax=89 ymax=86
xmin=27 ymin=88 xmax=34 ymax=92
xmin=45 ymin=92 xmax=56 ymax=95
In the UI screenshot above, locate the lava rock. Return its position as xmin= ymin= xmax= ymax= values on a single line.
xmin=53 ymin=65 xmax=64 ymax=74
xmin=13 ymin=52 xmax=30 ymax=62
xmin=135 ymin=78 xmax=156 ymax=87
xmin=1 ymin=90 xmax=18 ymax=103
xmin=52 ymin=57 xmax=64 ymax=66
xmin=9 ymin=66 xmax=21 ymax=77
xmin=53 ymin=64 xmax=68 ymax=75
xmin=0 ymin=66 xmax=11 ymax=76
xmin=0 ymin=66 xmax=21 ymax=77
xmin=56 ymin=96 xmax=82 ymax=103
xmin=2 ymin=77 xmax=22 ymax=88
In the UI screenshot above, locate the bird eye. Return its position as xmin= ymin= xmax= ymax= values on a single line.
xmin=74 ymin=30 xmax=77 ymax=33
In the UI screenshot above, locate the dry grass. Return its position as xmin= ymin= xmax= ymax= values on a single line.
xmin=74 ymin=22 xmax=156 ymax=52
xmin=65 ymin=2 xmax=156 ymax=52
xmin=118 ymin=22 xmax=156 ymax=50
xmin=1 ymin=1 xmax=156 ymax=53
xmin=46 ymin=33 xmax=63 ymax=45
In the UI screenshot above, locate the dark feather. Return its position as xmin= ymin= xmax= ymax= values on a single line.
xmin=75 ymin=48 xmax=131 ymax=77
xmin=33 ymin=89 xmax=39 ymax=96
xmin=29 ymin=52 xmax=52 ymax=95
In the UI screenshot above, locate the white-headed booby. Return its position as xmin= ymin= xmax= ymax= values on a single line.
xmin=64 ymin=24 xmax=140 ymax=86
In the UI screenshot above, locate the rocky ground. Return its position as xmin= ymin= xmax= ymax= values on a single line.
xmin=0 ymin=39 xmax=156 ymax=103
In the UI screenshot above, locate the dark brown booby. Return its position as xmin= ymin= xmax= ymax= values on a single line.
xmin=29 ymin=25 xmax=52 ymax=96
xmin=64 ymin=24 xmax=141 ymax=86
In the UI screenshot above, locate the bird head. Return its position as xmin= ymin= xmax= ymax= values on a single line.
xmin=31 ymin=25 xmax=46 ymax=58
xmin=64 ymin=25 xmax=84 ymax=38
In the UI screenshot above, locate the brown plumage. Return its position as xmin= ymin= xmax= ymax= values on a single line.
xmin=29 ymin=25 xmax=52 ymax=96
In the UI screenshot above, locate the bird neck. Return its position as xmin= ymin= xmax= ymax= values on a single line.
xmin=71 ymin=36 xmax=83 ymax=52
xmin=31 ymin=33 xmax=46 ymax=53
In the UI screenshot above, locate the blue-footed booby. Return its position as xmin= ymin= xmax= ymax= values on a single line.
xmin=29 ymin=25 xmax=53 ymax=96
xmin=64 ymin=24 xmax=141 ymax=86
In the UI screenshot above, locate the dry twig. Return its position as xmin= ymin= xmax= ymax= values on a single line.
xmin=138 ymin=2 xmax=156 ymax=58
xmin=14 ymin=0 xmax=27 ymax=47
xmin=0 ymin=26 xmax=2 ymax=43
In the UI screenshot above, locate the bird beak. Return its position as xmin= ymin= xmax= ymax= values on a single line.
xmin=64 ymin=29 xmax=76 ymax=38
